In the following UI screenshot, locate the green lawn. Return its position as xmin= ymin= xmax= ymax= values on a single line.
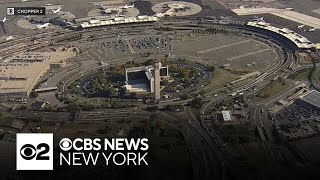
xmin=288 ymin=68 xmax=312 ymax=81
xmin=250 ymin=78 xmax=292 ymax=103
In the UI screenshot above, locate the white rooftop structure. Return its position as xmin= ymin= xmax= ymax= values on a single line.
xmin=81 ymin=16 xmax=159 ymax=28
xmin=247 ymin=21 xmax=315 ymax=49
xmin=221 ymin=111 xmax=232 ymax=121
xmin=124 ymin=83 xmax=149 ymax=93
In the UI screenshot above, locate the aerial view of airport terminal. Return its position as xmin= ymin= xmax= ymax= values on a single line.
xmin=0 ymin=0 xmax=320 ymax=179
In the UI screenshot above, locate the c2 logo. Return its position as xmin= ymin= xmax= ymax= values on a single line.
xmin=16 ymin=133 xmax=53 ymax=170
xmin=20 ymin=143 xmax=50 ymax=160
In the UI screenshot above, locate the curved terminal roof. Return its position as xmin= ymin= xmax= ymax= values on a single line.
xmin=81 ymin=16 xmax=159 ymax=28
xmin=247 ymin=21 xmax=315 ymax=49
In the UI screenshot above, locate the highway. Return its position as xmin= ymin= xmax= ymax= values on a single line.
xmin=160 ymin=111 xmax=223 ymax=180
xmin=252 ymin=106 xmax=277 ymax=167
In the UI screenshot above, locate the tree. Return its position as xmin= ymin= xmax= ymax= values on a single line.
xmin=43 ymin=105 xmax=53 ymax=112
xmin=30 ymin=91 xmax=39 ymax=98
xmin=143 ymin=59 xmax=154 ymax=66
xmin=181 ymin=93 xmax=190 ymax=100
xmin=191 ymin=97 xmax=203 ymax=109
xmin=111 ymin=102 xmax=127 ymax=109
xmin=161 ymin=80 xmax=169 ymax=86
xmin=114 ymin=64 xmax=121 ymax=71
xmin=195 ymin=78 xmax=201 ymax=84
xmin=102 ymin=87 xmax=116 ymax=97
xmin=20 ymin=105 xmax=28 ymax=110
xmin=199 ymin=89 xmax=206 ymax=96
xmin=30 ymin=115 xmax=43 ymax=122
xmin=210 ymin=65 xmax=215 ymax=72
xmin=82 ymin=103 xmax=96 ymax=111
xmin=67 ymin=103 xmax=79 ymax=112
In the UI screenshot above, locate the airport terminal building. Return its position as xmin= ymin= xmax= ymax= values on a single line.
xmin=246 ymin=21 xmax=316 ymax=51
xmin=80 ymin=16 xmax=159 ymax=29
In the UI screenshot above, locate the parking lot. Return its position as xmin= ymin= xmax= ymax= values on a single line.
xmin=76 ymin=34 xmax=173 ymax=59
xmin=274 ymin=103 xmax=320 ymax=125
xmin=174 ymin=34 xmax=278 ymax=72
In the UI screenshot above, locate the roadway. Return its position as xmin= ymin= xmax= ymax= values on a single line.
xmin=160 ymin=111 xmax=223 ymax=180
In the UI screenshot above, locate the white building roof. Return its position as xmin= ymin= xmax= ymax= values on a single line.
xmin=81 ymin=16 xmax=159 ymax=29
xmin=124 ymin=83 xmax=149 ymax=93
xmin=247 ymin=21 xmax=315 ymax=49
xmin=222 ymin=111 xmax=232 ymax=121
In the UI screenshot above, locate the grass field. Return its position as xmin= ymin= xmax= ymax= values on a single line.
xmin=288 ymin=68 xmax=312 ymax=81
xmin=250 ymin=78 xmax=292 ymax=103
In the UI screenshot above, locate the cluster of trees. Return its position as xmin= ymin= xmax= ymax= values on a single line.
xmin=209 ymin=65 xmax=215 ymax=72
xmin=191 ymin=97 xmax=203 ymax=109
xmin=66 ymin=102 xmax=97 ymax=112
xmin=160 ymin=80 xmax=169 ymax=86
xmin=69 ymin=80 xmax=81 ymax=95
xmin=277 ymin=77 xmax=286 ymax=85
xmin=181 ymin=93 xmax=190 ymax=100
xmin=170 ymin=65 xmax=202 ymax=87
xmin=215 ymin=125 xmax=256 ymax=146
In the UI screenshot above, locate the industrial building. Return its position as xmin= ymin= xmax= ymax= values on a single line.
xmin=296 ymin=90 xmax=320 ymax=111
xmin=124 ymin=62 xmax=168 ymax=98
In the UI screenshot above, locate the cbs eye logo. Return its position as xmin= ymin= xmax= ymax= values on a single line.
xmin=20 ymin=143 xmax=50 ymax=160
xmin=59 ymin=138 xmax=72 ymax=151
xmin=16 ymin=133 xmax=53 ymax=170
